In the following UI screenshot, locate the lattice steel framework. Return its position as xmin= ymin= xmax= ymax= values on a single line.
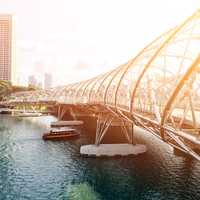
xmin=5 ymin=10 xmax=200 ymax=160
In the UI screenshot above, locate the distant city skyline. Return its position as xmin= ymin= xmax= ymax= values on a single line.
xmin=28 ymin=73 xmax=53 ymax=89
xmin=0 ymin=0 xmax=199 ymax=86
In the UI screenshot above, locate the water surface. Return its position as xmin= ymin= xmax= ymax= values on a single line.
xmin=0 ymin=115 xmax=200 ymax=200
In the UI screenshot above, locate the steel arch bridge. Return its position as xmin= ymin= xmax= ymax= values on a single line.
xmin=4 ymin=10 xmax=200 ymax=160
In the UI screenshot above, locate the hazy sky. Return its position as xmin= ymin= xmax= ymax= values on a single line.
xmin=0 ymin=0 xmax=199 ymax=86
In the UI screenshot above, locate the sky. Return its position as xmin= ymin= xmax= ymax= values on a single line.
xmin=0 ymin=0 xmax=199 ymax=86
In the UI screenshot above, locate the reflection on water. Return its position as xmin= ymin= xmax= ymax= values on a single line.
xmin=0 ymin=114 xmax=200 ymax=200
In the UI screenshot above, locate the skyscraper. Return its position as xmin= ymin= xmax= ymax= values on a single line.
xmin=28 ymin=75 xmax=37 ymax=87
xmin=44 ymin=73 xmax=52 ymax=89
xmin=0 ymin=15 xmax=12 ymax=81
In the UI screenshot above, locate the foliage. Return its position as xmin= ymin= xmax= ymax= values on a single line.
xmin=67 ymin=183 xmax=101 ymax=200
xmin=0 ymin=80 xmax=36 ymax=100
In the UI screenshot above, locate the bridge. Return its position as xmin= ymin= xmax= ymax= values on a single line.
xmin=2 ymin=10 xmax=200 ymax=159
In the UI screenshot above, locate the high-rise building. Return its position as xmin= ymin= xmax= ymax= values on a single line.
xmin=28 ymin=75 xmax=37 ymax=87
xmin=0 ymin=15 xmax=12 ymax=81
xmin=44 ymin=73 xmax=52 ymax=89
xmin=37 ymin=81 xmax=43 ymax=89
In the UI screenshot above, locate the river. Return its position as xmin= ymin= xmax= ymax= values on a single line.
xmin=0 ymin=115 xmax=200 ymax=200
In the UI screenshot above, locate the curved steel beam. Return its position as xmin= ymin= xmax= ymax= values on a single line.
xmin=160 ymin=54 xmax=200 ymax=138
xmin=129 ymin=10 xmax=200 ymax=113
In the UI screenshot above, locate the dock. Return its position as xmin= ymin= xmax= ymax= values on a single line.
xmin=51 ymin=120 xmax=84 ymax=127
xmin=80 ymin=144 xmax=147 ymax=157
xmin=13 ymin=112 xmax=42 ymax=117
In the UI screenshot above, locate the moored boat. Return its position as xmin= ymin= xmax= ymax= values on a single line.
xmin=42 ymin=127 xmax=80 ymax=140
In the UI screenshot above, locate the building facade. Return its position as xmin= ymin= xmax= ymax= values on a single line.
xmin=28 ymin=75 xmax=37 ymax=87
xmin=44 ymin=73 xmax=52 ymax=89
xmin=0 ymin=15 xmax=12 ymax=81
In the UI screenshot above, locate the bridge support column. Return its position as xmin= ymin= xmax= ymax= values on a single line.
xmin=57 ymin=105 xmax=61 ymax=120
xmin=95 ymin=114 xmax=113 ymax=145
xmin=69 ymin=107 xmax=77 ymax=120
xmin=121 ymin=120 xmax=135 ymax=144
xmin=94 ymin=113 xmax=135 ymax=145
xmin=57 ymin=105 xmax=68 ymax=120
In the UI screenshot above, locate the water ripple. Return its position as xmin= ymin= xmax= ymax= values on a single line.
xmin=0 ymin=115 xmax=200 ymax=200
